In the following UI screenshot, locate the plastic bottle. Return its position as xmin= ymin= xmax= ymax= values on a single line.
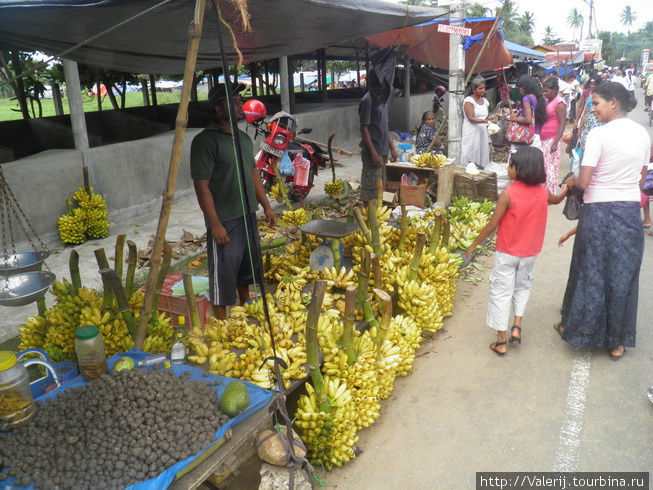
xmin=0 ymin=351 xmax=36 ymax=430
xmin=293 ymin=154 xmax=310 ymax=187
xmin=74 ymin=325 xmax=108 ymax=382
xmin=137 ymin=354 xmax=167 ymax=367
xmin=171 ymin=316 xmax=186 ymax=364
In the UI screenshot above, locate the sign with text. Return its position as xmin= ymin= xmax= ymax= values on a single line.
xmin=437 ymin=24 xmax=472 ymax=37
xmin=578 ymin=39 xmax=603 ymax=57
xmin=642 ymin=48 xmax=650 ymax=67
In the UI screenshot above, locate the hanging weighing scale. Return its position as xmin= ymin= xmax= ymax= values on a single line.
xmin=299 ymin=219 xmax=358 ymax=271
xmin=0 ymin=165 xmax=55 ymax=307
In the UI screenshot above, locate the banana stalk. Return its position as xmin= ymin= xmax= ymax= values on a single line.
xmin=114 ymin=234 xmax=126 ymax=281
xmin=355 ymin=250 xmax=370 ymax=310
xmin=341 ymin=286 xmax=357 ymax=365
xmin=328 ymin=132 xmax=336 ymax=183
xmin=125 ymin=240 xmax=137 ymax=298
xmin=182 ymin=273 xmax=202 ymax=331
xmin=69 ymin=249 xmax=82 ymax=293
xmin=353 ymin=208 xmax=374 ymax=253
xmin=409 ymin=233 xmax=426 ymax=282
xmin=398 ymin=197 xmax=408 ymax=257
xmin=101 ymin=268 xmax=137 ymax=339
xmin=440 ymin=217 xmax=451 ymax=250
xmin=376 ymin=178 xmax=383 ymax=207
xmin=37 ymin=298 xmax=47 ymax=316
xmin=271 ymin=160 xmax=294 ymax=210
xmin=370 ymin=253 xmax=382 ymax=287
xmin=94 ymin=248 xmax=114 ymax=308
xmin=260 ymin=237 xmax=287 ymax=250
xmin=306 ymin=280 xmax=329 ymax=412
xmin=368 ymin=200 xmax=381 ymax=257
xmin=428 ymin=209 xmax=444 ymax=255
xmin=331 ymin=239 xmax=341 ymax=268
xmin=373 ymin=289 xmax=392 ymax=353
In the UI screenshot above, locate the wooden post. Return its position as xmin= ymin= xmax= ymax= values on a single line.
xmin=125 ymin=240 xmax=137 ymax=299
xmin=436 ymin=163 xmax=455 ymax=205
xmin=96 ymin=72 xmax=102 ymax=112
xmin=135 ymin=0 xmax=206 ymax=350
xmin=264 ymin=60 xmax=270 ymax=96
xmin=279 ymin=56 xmax=290 ymax=113
xmin=300 ymin=72 xmax=305 ymax=92
xmin=94 ymin=248 xmax=114 ymax=308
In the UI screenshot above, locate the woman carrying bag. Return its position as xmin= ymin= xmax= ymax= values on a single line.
xmin=504 ymin=75 xmax=547 ymax=151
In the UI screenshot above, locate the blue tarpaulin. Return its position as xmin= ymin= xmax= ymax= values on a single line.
xmin=0 ymin=350 xmax=274 ymax=490
xmin=503 ymin=40 xmax=546 ymax=60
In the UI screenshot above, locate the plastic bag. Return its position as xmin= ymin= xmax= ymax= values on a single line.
xmin=643 ymin=169 xmax=653 ymax=197
xmin=569 ymin=147 xmax=582 ymax=176
xmin=278 ymin=151 xmax=295 ymax=177
xmin=563 ymin=187 xmax=584 ymax=220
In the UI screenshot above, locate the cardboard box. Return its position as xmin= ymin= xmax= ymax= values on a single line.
xmin=396 ymin=183 xmax=427 ymax=208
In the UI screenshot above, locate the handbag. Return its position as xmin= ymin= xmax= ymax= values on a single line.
xmin=643 ymin=169 xmax=653 ymax=196
xmin=505 ymin=121 xmax=535 ymax=145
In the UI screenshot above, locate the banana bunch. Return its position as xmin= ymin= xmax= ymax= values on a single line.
xmin=375 ymin=338 xmax=403 ymax=400
xmin=318 ymin=266 xmax=356 ymax=290
xmin=78 ymin=304 xmax=133 ymax=356
xmin=274 ymin=265 xmax=311 ymax=295
xmin=413 ymin=248 xmax=460 ymax=317
xmin=57 ymin=208 xmax=87 ymax=245
xmin=324 ymin=179 xmax=344 ymax=197
xmin=395 ymin=268 xmax=444 ymax=333
xmin=267 ymin=181 xmax=284 ymax=201
xmin=385 ymin=315 xmax=422 ymax=377
xmin=18 ymin=314 xmax=48 ymax=352
xmin=281 ymin=208 xmax=310 ymax=227
xmin=295 ymin=377 xmax=358 ymax=469
xmin=58 ymin=187 xmax=110 ymax=244
xmin=410 ymin=152 xmax=448 ymax=168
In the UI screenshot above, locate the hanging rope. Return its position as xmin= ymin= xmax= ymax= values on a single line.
xmin=211 ymin=1 xmax=310 ymax=486
xmin=214 ymin=0 xmax=251 ymax=67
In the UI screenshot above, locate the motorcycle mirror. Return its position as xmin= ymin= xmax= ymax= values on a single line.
xmin=299 ymin=128 xmax=312 ymax=135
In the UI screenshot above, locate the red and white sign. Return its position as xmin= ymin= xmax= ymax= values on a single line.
xmin=437 ymin=24 xmax=472 ymax=37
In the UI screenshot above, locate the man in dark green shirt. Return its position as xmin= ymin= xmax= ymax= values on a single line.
xmin=190 ymin=83 xmax=276 ymax=319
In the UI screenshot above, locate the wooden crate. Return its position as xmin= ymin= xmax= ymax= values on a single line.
xmin=452 ymin=167 xmax=498 ymax=201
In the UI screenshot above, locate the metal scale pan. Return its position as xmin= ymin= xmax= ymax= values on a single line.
xmin=299 ymin=219 xmax=358 ymax=239
xmin=0 ymin=251 xmax=50 ymax=276
xmin=0 ymin=271 xmax=56 ymax=307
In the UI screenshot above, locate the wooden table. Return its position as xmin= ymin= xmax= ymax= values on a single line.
xmin=169 ymin=400 xmax=274 ymax=489
xmin=385 ymin=162 xmax=455 ymax=203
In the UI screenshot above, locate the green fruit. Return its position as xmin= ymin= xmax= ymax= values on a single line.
xmin=113 ymin=356 xmax=135 ymax=372
xmin=220 ymin=381 xmax=249 ymax=417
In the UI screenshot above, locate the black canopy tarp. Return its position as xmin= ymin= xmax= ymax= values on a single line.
xmin=0 ymin=0 xmax=445 ymax=73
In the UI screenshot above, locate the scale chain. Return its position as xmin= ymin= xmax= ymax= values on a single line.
xmin=0 ymin=166 xmax=49 ymax=253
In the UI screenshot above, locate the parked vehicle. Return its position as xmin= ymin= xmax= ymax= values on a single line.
xmin=243 ymin=99 xmax=327 ymax=202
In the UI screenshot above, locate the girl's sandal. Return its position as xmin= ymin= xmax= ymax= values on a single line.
xmin=553 ymin=323 xmax=565 ymax=337
xmin=489 ymin=341 xmax=507 ymax=356
xmin=509 ymin=325 xmax=522 ymax=344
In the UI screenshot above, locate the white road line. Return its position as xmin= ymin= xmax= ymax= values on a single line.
xmin=553 ymin=350 xmax=592 ymax=472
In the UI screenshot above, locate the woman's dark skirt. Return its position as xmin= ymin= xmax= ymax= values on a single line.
xmin=560 ymin=201 xmax=644 ymax=349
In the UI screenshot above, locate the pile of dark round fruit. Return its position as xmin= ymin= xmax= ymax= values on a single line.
xmin=0 ymin=368 xmax=230 ymax=489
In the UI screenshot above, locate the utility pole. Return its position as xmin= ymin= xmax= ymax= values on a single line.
xmin=448 ymin=0 xmax=465 ymax=167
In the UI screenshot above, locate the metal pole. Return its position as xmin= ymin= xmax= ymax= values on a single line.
xmin=279 ymin=55 xmax=290 ymax=113
xmin=62 ymin=59 xmax=89 ymax=151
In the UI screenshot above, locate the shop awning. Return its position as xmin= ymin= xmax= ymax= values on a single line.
xmin=503 ymin=40 xmax=545 ymax=60
xmin=366 ymin=17 xmax=513 ymax=74
xmin=0 ymin=0 xmax=445 ymax=74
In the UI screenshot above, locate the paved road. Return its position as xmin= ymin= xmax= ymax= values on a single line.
xmin=327 ymin=86 xmax=653 ymax=489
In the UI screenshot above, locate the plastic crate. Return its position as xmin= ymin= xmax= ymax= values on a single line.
xmin=146 ymin=273 xmax=212 ymax=328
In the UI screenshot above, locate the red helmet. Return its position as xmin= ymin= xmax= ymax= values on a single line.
xmin=243 ymin=99 xmax=267 ymax=124
xmin=435 ymin=85 xmax=447 ymax=97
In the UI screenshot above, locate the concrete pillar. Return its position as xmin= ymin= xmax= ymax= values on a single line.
xmin=279 ymin=55 xmax=290 ymax=113
xmin=447 ymin=0 xmax=465 ymax=166
xmin=51 ymin=83 xmax=64 ymax=116
xmin=62 ymin=59 xmax=89 ymax=151
xmin=141 ymin=79 xmax=150 ymax=106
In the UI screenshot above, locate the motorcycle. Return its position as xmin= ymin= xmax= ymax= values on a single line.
xmin=243 ymin=99 xmax=327 ymax=203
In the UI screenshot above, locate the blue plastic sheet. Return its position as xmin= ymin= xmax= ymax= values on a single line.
xmin=0 ymin=349 xmax=274 ymax=490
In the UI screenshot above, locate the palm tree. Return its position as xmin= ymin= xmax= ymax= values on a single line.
xmin=466 ymin=3 xmax=489 ymax=17
xmin=543 ymin=26 xmax=562 ymax=45
xmin=519 ymin=11 xmax=535 ymax=36
xmin=567 ymin=8 xmax=584 ymax=41
xmin=620 ymin=5 xmax=636 ymax=35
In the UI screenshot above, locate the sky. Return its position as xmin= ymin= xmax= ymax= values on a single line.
xmin=388 ymin=0 xmax=652 ymax=45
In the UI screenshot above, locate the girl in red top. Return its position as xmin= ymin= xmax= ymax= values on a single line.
xmin=466 ymin=147 xmax=568 ymax=355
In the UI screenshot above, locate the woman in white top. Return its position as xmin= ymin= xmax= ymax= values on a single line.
xmin=459 ymin=77 xmax=490 ymax=168
xmin=555 ymin=82 xmax=651 ymax=359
